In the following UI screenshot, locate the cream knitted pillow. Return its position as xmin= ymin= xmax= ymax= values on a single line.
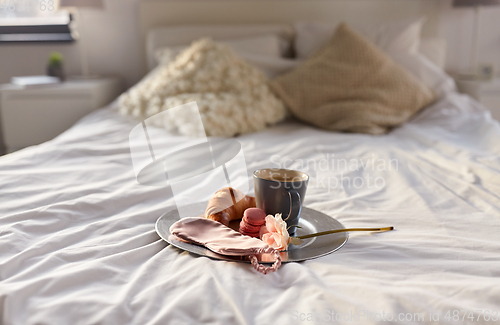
xmin=119 ymin=38 xmax=286 ymax=137
xmin=271 ymin=23 xmax=435 ymax=135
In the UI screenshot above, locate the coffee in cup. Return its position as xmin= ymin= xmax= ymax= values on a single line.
xmin=253 ymin=168 xmax=309 ymax=236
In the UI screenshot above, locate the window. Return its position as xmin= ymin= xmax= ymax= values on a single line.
xmin=0 ymin=1 xmax=74 ymax=42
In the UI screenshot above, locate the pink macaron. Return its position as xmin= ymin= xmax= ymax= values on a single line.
xmin=239 ymin=220 xmax=262 ymax=233
xmin=242 ymin=208 xmax=267 ymax=226
xmin=239 ymin=208 xmax=267 ymax=237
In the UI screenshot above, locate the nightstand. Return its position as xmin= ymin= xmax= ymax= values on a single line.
xmin=0 ymin=78 xmax=123 ymax=153
xmin=455 ymin=78 xmax=500 ymax=121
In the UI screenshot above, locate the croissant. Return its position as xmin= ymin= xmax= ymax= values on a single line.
xmin=205 ymin=187 xmax=256 ymax=226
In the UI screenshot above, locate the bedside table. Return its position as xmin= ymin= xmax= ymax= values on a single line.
xmin=0 ymin=78 xmax=123 ymax=153
xmin=455 ymin=78 xmax=500 ymax=121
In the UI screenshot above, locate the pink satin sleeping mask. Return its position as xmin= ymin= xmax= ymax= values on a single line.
xmin=169 ymin=217 xmax=281 ymax=274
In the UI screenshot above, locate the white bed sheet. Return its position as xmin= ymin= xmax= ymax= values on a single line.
xmin=1 ymin=93 xmax=500 ymax=325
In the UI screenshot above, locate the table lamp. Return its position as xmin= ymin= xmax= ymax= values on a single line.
xmin=453 ymin=0 xmax=500 ymax=79
xmin=59 ymin=0 xmax=104 ymax=78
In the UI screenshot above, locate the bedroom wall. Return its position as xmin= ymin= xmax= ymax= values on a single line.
xmin=0 ymin=0 xmax=144 ymax=89
xmin=440 ymin=0 xmax=500 ymax=75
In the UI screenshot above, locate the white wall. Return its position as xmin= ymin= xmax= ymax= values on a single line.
xmin=1 ymin=0 xmax=500 ymax=88
xmin=79 ymin=0 xmax=144 ymax=88
xmin=440 ymin=0 xmax=500 ymax=75
xmin=0 ymin=0 xmax=144 ymax=89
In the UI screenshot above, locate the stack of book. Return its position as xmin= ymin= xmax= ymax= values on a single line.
xmin=11 ymin=76 xmax=61 ymax=88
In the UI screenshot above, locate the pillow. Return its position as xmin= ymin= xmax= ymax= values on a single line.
xmin=294 ymin=18 xmax=423 ymax=59
xmin=419 ymin=37 xmax=447 ymax=70
xmin=119 ymin=38 xmax=286 ymax=137
xmin=233 ymin=54 xmax=299 ymax=79
xmin=271 ymin=23 xmax=435 ymax=135
xmin=294 ymin=19 xmax=456 ymax=97
xmin=388 ymin=50 xmax=456 ymax=100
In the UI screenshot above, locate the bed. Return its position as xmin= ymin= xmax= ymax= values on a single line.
xmin=2 ymin=1 xmax=500 ymax=324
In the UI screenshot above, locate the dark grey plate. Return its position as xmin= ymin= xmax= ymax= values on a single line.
xmin=155 ymin=202 xmax=348 ymax=263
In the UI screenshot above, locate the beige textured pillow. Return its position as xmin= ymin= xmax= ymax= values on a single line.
xmin=271 ymin=23 xmax=435 ymax=135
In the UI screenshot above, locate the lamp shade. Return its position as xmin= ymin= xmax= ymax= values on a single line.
xmin=59 ymin=0 xmax=104 ymax=8
xmin=453 ymin=0 xmax=500 ymax=6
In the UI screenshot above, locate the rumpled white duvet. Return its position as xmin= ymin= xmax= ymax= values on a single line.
xmin=1 ymin=92 xmax=499 ymax=325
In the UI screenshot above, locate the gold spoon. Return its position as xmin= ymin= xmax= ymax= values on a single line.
xmin=289 ymin=226 xmax=394 ymax=245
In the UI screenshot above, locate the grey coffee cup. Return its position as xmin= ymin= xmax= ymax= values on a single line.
xmin=253 ymin=169 xmax=309 ymax=236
